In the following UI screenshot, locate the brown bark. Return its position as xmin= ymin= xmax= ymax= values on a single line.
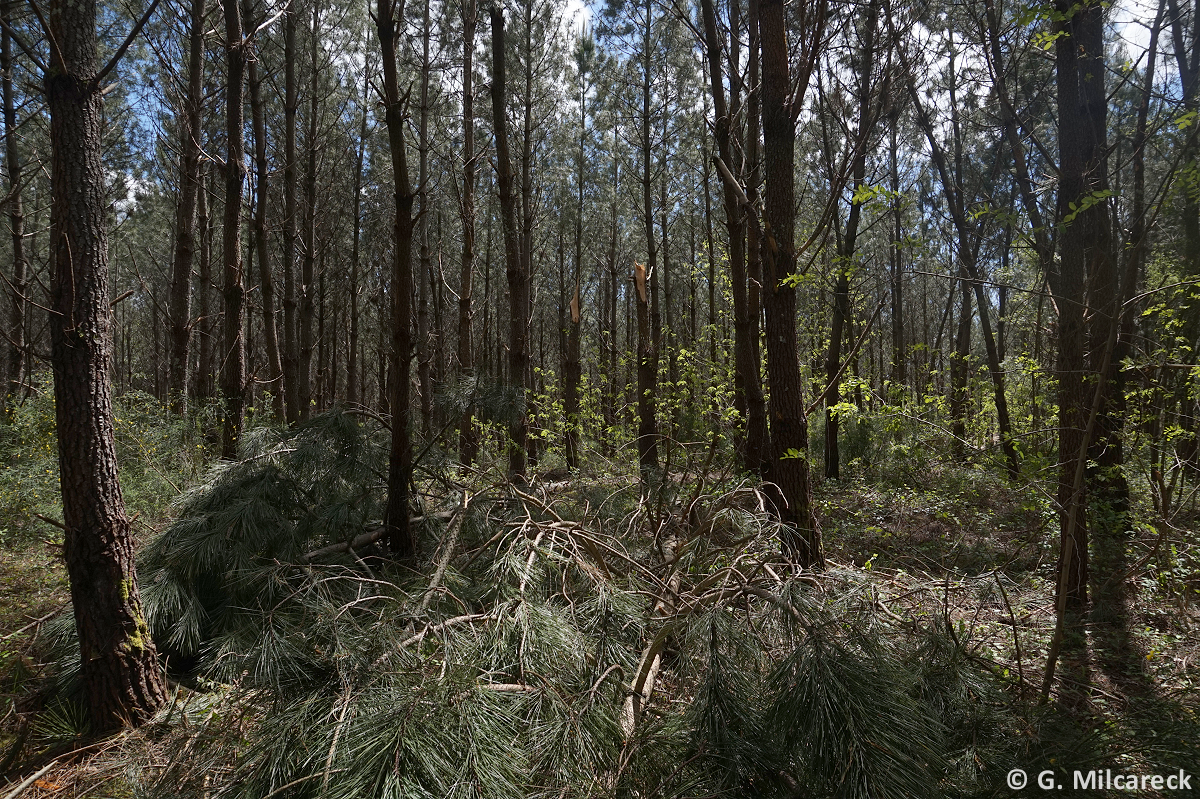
xmin=1052 ymin=0 xmax=1099 ymax=612
xmin=760 ymin=0 xmax=823 ymax=566
xmin=491 ymin=6 xmax=530 ymax=480
xmin=220 ymin=0 xmax=246 ymax=459
xmin=701 ymin=0 xmax=768 ymax=476
xmin=378 ymin=0 xmax=417 ymax=557
xmin=45 ymin=0 xmax=167 ymax=728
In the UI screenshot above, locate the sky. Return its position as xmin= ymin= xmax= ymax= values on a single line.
xmin=1112 ymin=0 xmax=1158 ymax=61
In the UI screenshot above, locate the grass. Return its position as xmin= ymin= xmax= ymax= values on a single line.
xmin=0 ymin=409 xmax=1197 ymax=797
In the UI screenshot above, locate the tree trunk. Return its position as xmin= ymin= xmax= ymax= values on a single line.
xmin=298 ymin=0 xmax=319 ymax=421
xmin=377 ymin=0 xmax=417 ymax=557
xmin=824 ymin=0 xmax=877 ymax=481
xmin=634 ymin=1 xmax=658 ymax=473
xmin=220 ymin=0 xmax=246 ymax=458
xmin=457 ymin=0 xmax=478 ymax=464
xmin=1081 ymin=0 xmax=1127 ymax=542
xmin=606 ymin=155 xmax=619 ymax=456
xmin=45 ymin=0 xmax=167 ymax=728
xmin=889 ymin=116 xmax=904 ymax=387
xmin=701 ymin=0 xmax=768 ymax=476
xmin=566 ymin=45 xmax=588 ymax=470
xmin=1052 ymin=0 xmax=1098 ymax=613
xmin=950 ymin=265 xmax=971 ymax=457
xmin=491 ymin=6 xmax=529 ymax=480
xmin=760 ymin=0 xmax=823 ymax=566
xmin=417 ymin=0 xmax=433 ymax=440
xmin=282 ymin=4 xmax=300 ymax=424
xmin=2 ymin=11 xmax=26 ymax=408
xmin=745 ymin=0 xmax=769 ymax=472
xmin=347 ymin=82 xmax=367 ymax=407
xmin=196 ymin=167 xmax=213 ymax=402
xmin=166 ymin=0 xmax=204 ymax=415
xmin=247 ymin=15 xmax=284 ymax=421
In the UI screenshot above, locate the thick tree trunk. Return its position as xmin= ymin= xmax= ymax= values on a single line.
xmin=491 ymin=7 xmax=529 ymax=480
xmin=46 ymin=0 xmax=167 ymax=728
xmin=220 ymin=0 xmax=246 ymax=459
xmin=760 ymin=0 xmax=822 ymax=566
xmin=1081 ymin=0 xmax=1127 ymax=540
xmin=1052 ymin=0 xmax=1097 ymax=613
xmin=247 ymin=21 xmax=284 ymax=421
xmin=701 ymin=0 xmax=768 ymax=476
xmin=377 ymin=0 xmax=416 ymax=557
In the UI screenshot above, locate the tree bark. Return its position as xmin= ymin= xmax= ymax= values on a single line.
xmin=196 ymin=167 xmax=213 ymax=402
xmin=416 ymin=0 xmax=433 ymax=440
xmin=1052 ymin=0 xmax=1098 ymax=612
xmin=889 ymin=115 xmax=904 ymax=386
xmin=377 ymin=0 xmax=417 ymax=557
xmin=220 ymin=0 xmax=246 ymax=458
xmin=565 ymin=39 xmax=590 ymax=471
xmin=348 ymin=82 xmax=367 ymax=407
xmin=46 ymin=0 xmax=167 ymax=728
xmin=2 ymin=10 xmax=26 ymax=408
xmin=282 ymin=3 xmax=300 ymax=424
xmin=247 ymin=10 xmax=284 ymax=421
xmin=166 ymin=0 xmax=204 ymax=416
xmin=456 ymin=0 xmax=478 ymax=464
xmin=701 ymin=0 xmax=768 ymax=476
xmin=298 ymin=0 xmax=320 ymax=421
xmin=760 ymin=0 xmax=823 ymax=566
xmin=491 ymin=6 xmax=530 ymax=481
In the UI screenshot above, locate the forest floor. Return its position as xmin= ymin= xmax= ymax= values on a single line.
xmin=1 ymin=454 xmax=1198 ymax=797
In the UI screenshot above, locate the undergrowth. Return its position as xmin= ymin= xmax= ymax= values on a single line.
xmin=3 ymin=409 xmax=1198 ymax=797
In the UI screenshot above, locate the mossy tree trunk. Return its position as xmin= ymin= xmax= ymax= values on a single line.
xmin=46 ymin=0 xmax=167 ymax=729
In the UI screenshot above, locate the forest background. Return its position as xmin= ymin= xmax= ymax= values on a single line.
xmin=0 ymin=0 xmax=1199 ymax=793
